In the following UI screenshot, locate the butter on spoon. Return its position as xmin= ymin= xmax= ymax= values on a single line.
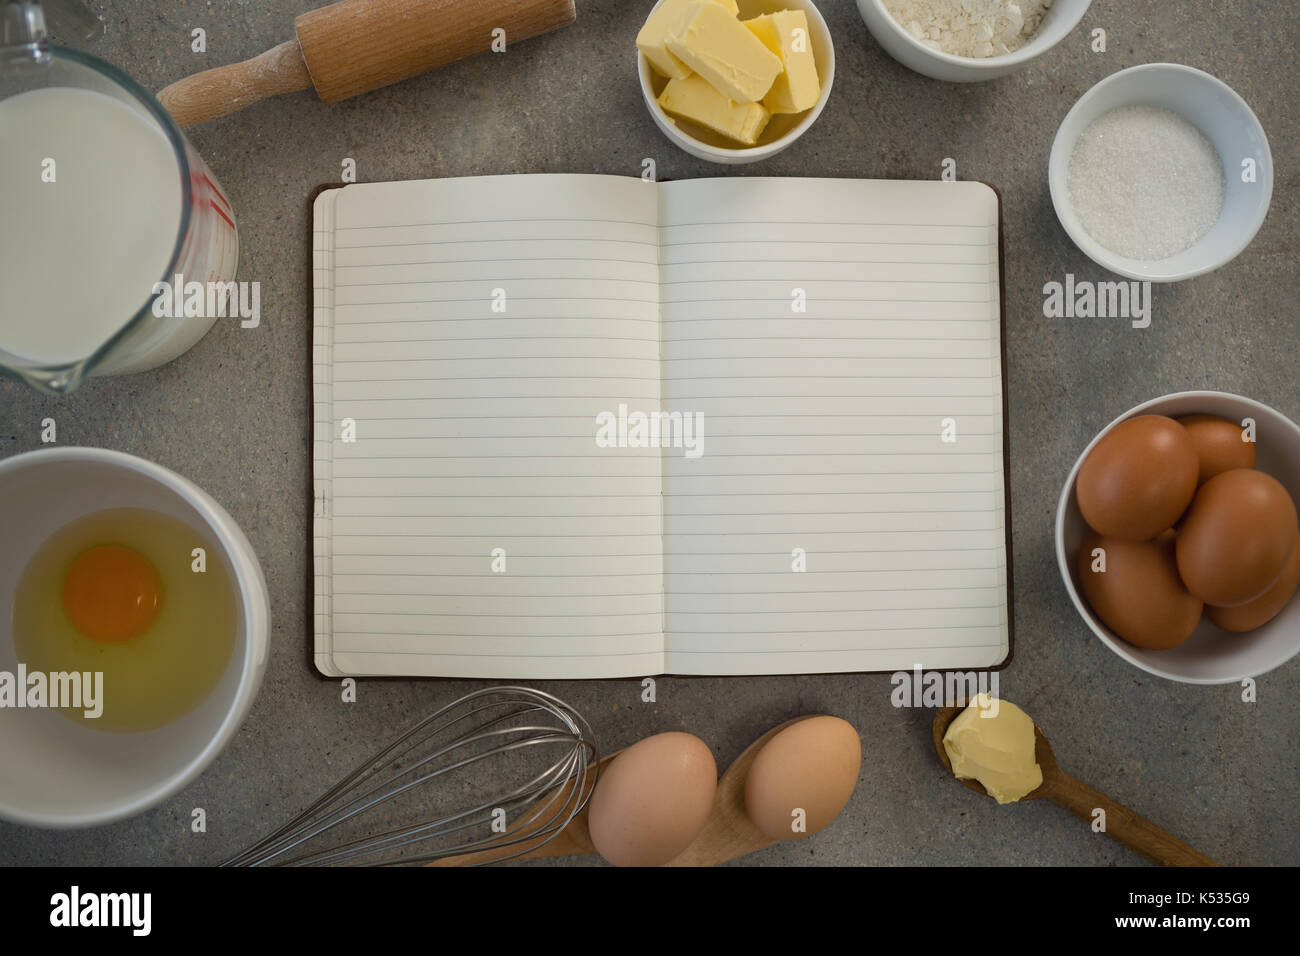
xmin=933 ymin=698 xmax=1219 ymax=867
xmin=942 ymin=693 xmax=1042 ymax=804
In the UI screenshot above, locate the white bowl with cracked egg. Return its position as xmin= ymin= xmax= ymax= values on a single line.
xmin=857 ymin=0 xmax=1091 ymax=82
xmin=0 ymin=447 xmax=270 ymax=827
xmin=638 ymin=0 xmax=836 ymax=164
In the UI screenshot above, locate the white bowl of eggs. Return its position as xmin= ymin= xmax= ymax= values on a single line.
xmin=1057 ymin=392 xmax=1300 ymax=684
xmin=637 ymin=0 xmax=835 ymax=164
xmin=0 ymin=447 xmax=270 ymax=827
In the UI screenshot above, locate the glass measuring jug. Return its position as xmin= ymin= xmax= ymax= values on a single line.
xmin=0 ymin=0 xmax=239 ymax=394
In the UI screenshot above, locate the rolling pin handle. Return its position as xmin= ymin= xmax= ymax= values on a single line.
xmin=156 ymin=39 xmax=313 ymax=127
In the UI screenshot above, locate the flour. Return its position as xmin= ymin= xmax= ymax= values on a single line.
xmin=883 ymin=0 xmax=1052 ymax=58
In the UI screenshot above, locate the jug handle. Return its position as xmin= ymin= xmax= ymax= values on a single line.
xmin=2 ymin=0 xmax=102 ymax=55
xmin=2 ymin=1 xmax=47 ymax=57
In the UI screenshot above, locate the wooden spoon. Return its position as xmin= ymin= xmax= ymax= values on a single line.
xmin=933 ymin=705 xmax=1219 ymax=866
xmin=663 ymin=718 xmax=804 ymax=866
xmin=433 ymin=718 xmax=807 ymax=867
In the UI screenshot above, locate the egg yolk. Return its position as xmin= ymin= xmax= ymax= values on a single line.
xmin=61 ymin=544 xmax=161 ymax=643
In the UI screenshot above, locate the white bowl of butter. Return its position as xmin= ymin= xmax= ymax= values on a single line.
xmin=637 ymin=0 xmax=835 ymax=164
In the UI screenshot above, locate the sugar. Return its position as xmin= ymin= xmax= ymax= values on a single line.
xmin=1067 ymin=105 xmax=1225 ymax=261
xmin=882 ymin=0 xmax=1051 ymax=58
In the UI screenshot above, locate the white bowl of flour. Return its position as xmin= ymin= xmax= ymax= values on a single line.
xmin=1049 ymin=63 xmax=1273 ymax=282
xmin=857 ymin=0 xmax=1091 ymax=81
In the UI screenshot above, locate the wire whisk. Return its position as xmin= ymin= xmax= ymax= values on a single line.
xmin=225 ymin=686 xmax=597 ymax=866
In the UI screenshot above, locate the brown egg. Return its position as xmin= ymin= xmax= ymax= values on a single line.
xmin=1076 ymin=415 xmax=1199 ymax=540
xmin=744 ymin=715 xmax=860 ymax=842
xmin=1077 ymin=530 xmax=1203 ymax=650
xmin=1176 ymin=469 xmax=1299 ymax=607
xmin=587 ymin=731 xmax=716 ymax=867
xmin=1177 ymin=414 xmax=1256 ymax=485
xmin=1207 ymin=531 xmax=1300 ymax=632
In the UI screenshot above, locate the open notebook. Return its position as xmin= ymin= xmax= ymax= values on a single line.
xmin=312 ymin=174 xmax=1010 ymax=678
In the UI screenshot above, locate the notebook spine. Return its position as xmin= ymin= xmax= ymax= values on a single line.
xmin=312 ymin=191 xmax=338 ymax=676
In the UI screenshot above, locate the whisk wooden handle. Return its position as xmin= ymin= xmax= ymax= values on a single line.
xmin=432 ymin=818 xmax=595 ymax=867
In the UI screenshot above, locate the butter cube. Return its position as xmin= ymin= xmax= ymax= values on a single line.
xmin=637 ymin=0 xmax=739 ymax=80
xmin=665 ymin=1 xmax=783 ymax=104
xmin=744 ymin=10 xmax=820 ymax=114
xmin=658 ymin=73 xmax=771 ymax=146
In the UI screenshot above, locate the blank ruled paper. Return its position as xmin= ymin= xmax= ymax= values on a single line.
xmin=315 ymin=175 xmax=666 ymax=678
xmin=658 ymin=178 xmax=1008 ymax=674
xmin=313 ymin=175 xmax=1008 ymax=678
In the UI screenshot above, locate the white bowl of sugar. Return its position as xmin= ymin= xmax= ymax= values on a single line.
xmin=1049 ymin=63 xmax=1273 ymax=282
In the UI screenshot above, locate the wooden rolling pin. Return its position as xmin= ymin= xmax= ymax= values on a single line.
xmin=157 ymin=0 xmax=577 ymax=126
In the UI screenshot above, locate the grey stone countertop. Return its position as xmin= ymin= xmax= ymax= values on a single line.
xmin=1 ymin=0 xmax=1296 ymax=866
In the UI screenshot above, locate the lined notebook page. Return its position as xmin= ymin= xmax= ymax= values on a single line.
xmin=658 ymin=178 xmax=1009 ymax=675
xmin=313 ymin=175 xmax=666 ymax=678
